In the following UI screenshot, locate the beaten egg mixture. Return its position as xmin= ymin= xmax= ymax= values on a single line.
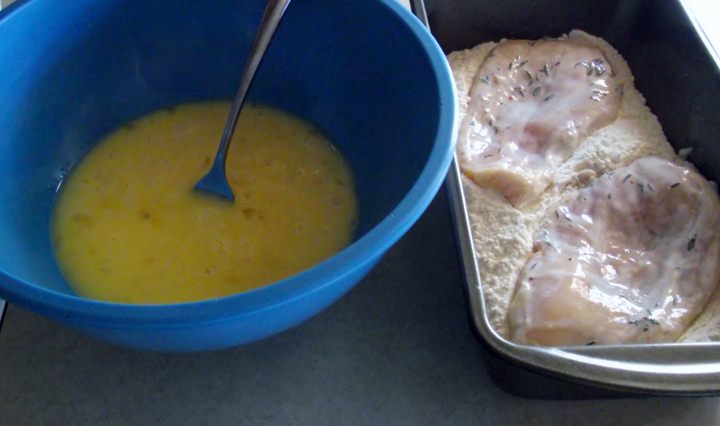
xmin=52 ymin=102 xmax=357 ymax=304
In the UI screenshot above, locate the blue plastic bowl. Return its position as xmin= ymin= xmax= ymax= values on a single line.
xmin=0 ymin=0 xmax=456 ymax=351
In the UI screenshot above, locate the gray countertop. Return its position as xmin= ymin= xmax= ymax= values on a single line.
xmin=1 ymin=191 xmax=719 ymax=425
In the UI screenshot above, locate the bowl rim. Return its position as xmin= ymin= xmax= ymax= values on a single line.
xmin=0 ymin=0 xmax=458 ymax=325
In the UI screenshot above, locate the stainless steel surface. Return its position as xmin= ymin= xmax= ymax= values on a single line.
xmin=0 ymin=299 xmax=5 ymax=331
xmin=679 ymin=0 xmax=720 ymax=72
xmin=410 ymin=0 xmax=429 ymax=28
xmin=194 ymin=0 xmax=292 ymax=202
xmin=441 ymin=0 xmax=720 ymax=394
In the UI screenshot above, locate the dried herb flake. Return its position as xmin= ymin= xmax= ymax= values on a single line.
xmin=541 ymin=64 xmax=550 ymax=76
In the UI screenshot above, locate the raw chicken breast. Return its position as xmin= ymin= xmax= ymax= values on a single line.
xmin=457 ymin=39 xmax=622 ymax=206
xmin=508 ymin=157 xmax=720 ymax=345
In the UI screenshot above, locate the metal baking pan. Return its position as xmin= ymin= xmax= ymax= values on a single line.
xmin=420 ymin=0 xmax=720 ymax=397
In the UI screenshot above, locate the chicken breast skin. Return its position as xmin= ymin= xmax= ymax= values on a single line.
xmin=458 ymin=39 xmax=622 ymax=207
xmin=508 ymin=157 xmax=720 ymax=345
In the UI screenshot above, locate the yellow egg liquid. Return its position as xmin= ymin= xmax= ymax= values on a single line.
xmin=52 ymin=101 xmax=357 ymax=304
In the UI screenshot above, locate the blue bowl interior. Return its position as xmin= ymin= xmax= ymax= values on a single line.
xmin=0 ymin=0 xmax=443 ymax=297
